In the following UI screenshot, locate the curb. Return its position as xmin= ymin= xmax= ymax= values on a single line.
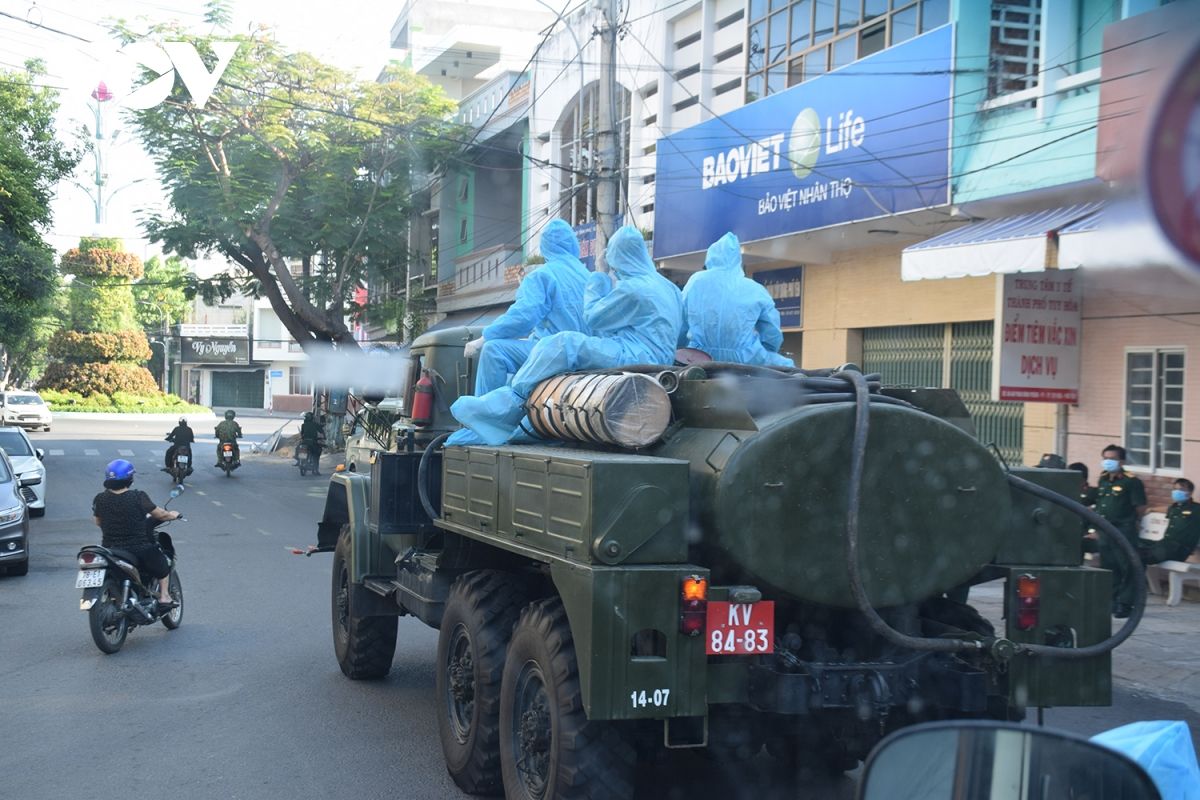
xmin=50 ymin=411 xmax=219 ymax=421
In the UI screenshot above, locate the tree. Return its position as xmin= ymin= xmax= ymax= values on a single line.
xmin=0 ymin=60 xmax=81 ymax=385
xmin=0 ymin=60 xmax=81 ymax=241
xmin=118 ymin=21 xmax=460 ymax=351
xmin=0 ymin=231 xmax=58 ymax=386
xmin=41 ymin=238 xmax=159 ymax=396
xmin=133 ymin=254 xmax=192 ymax=330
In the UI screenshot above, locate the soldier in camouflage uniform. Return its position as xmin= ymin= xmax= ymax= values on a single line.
xmin=1139 ymin=478 xmax=1200 ymax=565
xmin=214 ymin=409 xmax=243 ymax=468
xmin=1093 ymin=445 xmax=1147 ymax=618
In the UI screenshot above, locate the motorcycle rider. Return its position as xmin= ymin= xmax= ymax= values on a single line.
xmin=163 ymin=417 xmax=195 ymax=474
xmin=214 ymin=409 xmax=243 ymax=468
xmin=296 ymin=411 xmax=324 ymax=475
xmin=91 ymin=459 xmax=179 ymax=607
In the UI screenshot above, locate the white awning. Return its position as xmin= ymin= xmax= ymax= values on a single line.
xmin=901 ymin=203 xmax=1103 ymax=281
xmin=1057 ymin=201 xmax=1191 ymax=269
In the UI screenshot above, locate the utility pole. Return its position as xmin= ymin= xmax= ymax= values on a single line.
xmin=594 ymin=0 xmax=621 ymax=271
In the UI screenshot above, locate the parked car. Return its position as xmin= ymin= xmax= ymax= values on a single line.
xmin=0 ymin=390 xmax=52 ymax=432
xmin=0 ymin=448 xmax=30 ymax=576
xmin=0 ymin=427 xmax=45 ymax=517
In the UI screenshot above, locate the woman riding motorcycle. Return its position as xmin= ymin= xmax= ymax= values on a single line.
xmin=91 ymin=459 xmax=180 ymax=607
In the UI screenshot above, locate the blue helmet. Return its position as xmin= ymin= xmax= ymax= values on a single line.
xmin=105 ymin=459 xmax=135 ymax=481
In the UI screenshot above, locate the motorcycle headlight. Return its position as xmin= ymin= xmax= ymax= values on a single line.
xmin=0 ymin=505 xmax=23 ymax=525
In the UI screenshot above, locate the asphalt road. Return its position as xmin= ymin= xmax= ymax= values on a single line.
xmin=1 ymin=418 xmax=1196 ymax=799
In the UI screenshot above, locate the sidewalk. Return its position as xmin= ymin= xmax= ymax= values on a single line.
xmin=52 ymin=410 xmax=217 ymax=421
xmin=971 ymin=581 xmax=1200 ymax=709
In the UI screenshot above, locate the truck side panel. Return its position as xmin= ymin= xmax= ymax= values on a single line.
xmin=551 ymin=562 xmax=709 ymax=721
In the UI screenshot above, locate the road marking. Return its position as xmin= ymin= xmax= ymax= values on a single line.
xmin=48 ymin=449 xmax=64 ymax=456
xmin=151 ymin=449 xmax=164 ymax=456
xmin=211 ymin=500 xmax=223 ymax=507
xmin=118 ymin=449 xmax=134 ymax=456
xmin=232 ymin=512 xmax=245 ymax=520
xmin=258 ymin=528 xmax=272 ymax=536
xmin=84 ymin=449 xmax=100 ymax=456
xmin=195 ymin=490 xmax=207 ymax=496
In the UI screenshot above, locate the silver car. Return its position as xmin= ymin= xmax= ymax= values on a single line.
xmin=0 ymin=448 xmax=30 ymax=576
xmin=0 ymin=427 xmax=45 ymax=517
xmin=0 ymin=390 xmax=52 ymax=431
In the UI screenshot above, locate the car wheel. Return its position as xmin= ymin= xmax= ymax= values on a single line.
xmin=30 ymin=507 xmax=45 ymax=518
xmin=43 ymin=426 xmax=51 ymax=432
xmin=7 ymin=558 xmax=29 ymax=577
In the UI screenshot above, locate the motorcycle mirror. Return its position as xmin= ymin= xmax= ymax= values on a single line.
xmin=857 ymin=721 xmax=1162 ymax=800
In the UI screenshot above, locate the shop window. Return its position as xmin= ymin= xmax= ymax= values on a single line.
xmin=988 ymin=0 xmax=1042 ymax=99
xmin=290 ymin=367 xmax=312 ymax=397
xmin=1125 ymin=350 xmax=1185 ymax=471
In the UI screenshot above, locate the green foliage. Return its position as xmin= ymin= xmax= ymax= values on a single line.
xmin=60 ymin=247 xmax=144 ymax=280
xmin=0 ymin=62 xmax=78 ymax=383
xmin=116 ymin=19 xmax=463 ymax=348
xmin=39 ymin=361 xmax=160 ymax=396
xmin=78 ymin=237 xmax=124 ymax=254
xmin=66 ymin=281 xmax=139 ymax=332
xmin=0 ymin=229 xmax=58 ymax=349
xmin=133 ymin=255 xmax=192 ymax=330
xmin=48 ymin=330 xmax=153 ymax=362
xmin=39 ymin=388 xmax=209 ymax=414
xmin=0 ymin=62 xmax=81 ymax=242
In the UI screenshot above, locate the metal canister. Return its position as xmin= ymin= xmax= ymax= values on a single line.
xmin=525 ymin=372 xmax=671 ymax=448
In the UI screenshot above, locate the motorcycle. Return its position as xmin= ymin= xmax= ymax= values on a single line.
xmin=76 ymin=486 xmax=185 ymax=655
xmin=218 ymin=441 xmax=239 ymax=477
xmin=168 ymin=443 xmax=192 ymax=485
xmin=297 ymin=441 xmax=321 ymax=476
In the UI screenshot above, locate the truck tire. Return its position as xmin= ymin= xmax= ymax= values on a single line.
xmin=437 ymin=570 xmax=530 ymax=795
xmin=332 ymin=526 xmax=397 ymax=679
xmin=500 ymin=598 xmax=636 ymax=800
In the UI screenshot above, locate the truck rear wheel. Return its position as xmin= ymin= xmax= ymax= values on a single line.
xmin=437 ymin=570 xmax=530 ymax=795
xmin=500 ymin=598 xmax=636 ymax=800
xmin=332 ymin=526 xmax=397 ymax=679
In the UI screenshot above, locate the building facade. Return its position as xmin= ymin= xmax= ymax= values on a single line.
xmin=176 ymin=295 xmax=313 ymax=412
xmin=652 ymin=0 xmax=1197 ymax=476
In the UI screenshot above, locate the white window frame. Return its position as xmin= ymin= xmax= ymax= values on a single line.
xmin=1122 ymin=346 xmax=1186 ymax=476
xmin=289 ymin=366 xmax=312 ymax=397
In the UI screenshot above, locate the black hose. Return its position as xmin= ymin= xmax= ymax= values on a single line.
xmin=837 ymin=369 xmax=985 ymax=653
xmin=837 ymin=369 xmax=1143 ymax=661
xmin=418 ymin=432 xmax=450 ymax=521
xmin=1005 ymin=472 xmax=1145 ymax=658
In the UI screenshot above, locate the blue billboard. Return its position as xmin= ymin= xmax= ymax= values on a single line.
xmin=653 ymin=26 xmax=952 ymax=259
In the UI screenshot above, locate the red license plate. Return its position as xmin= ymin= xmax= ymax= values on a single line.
xmin=705 ymin=601 xmax=774 ymax=655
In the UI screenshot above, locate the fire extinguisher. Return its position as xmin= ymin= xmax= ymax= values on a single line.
xmin=411 ymin=371 xmax=435 ymax=427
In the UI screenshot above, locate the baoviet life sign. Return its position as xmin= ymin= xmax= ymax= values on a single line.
xmin=992 ymin=273 xmax=1081 ymax=403
xmin=180 ymin=337 xmax=250 ymax=365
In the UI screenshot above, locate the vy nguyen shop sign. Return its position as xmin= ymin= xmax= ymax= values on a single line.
xmin=752 ymin=266 xmax=804 ymax=328
xmin=992 ymin=272 xmax=1081 ymax=403
xmin=653 ymin=25 xmax=952 ymax=260
xmin=180 ymin=337 xmax=250 ymax=365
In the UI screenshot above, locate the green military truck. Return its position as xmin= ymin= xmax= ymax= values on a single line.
xmin=313 ymin=326 xmax=1142 ymax=800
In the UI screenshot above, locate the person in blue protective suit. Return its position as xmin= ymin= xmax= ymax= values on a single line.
xmin=679 ymin=231 xmax=794 ymax=367
xmin=463 ymin=218 xmax=590 ymax=395
xmin=451 ymin=224 xmax=683 ymax=445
